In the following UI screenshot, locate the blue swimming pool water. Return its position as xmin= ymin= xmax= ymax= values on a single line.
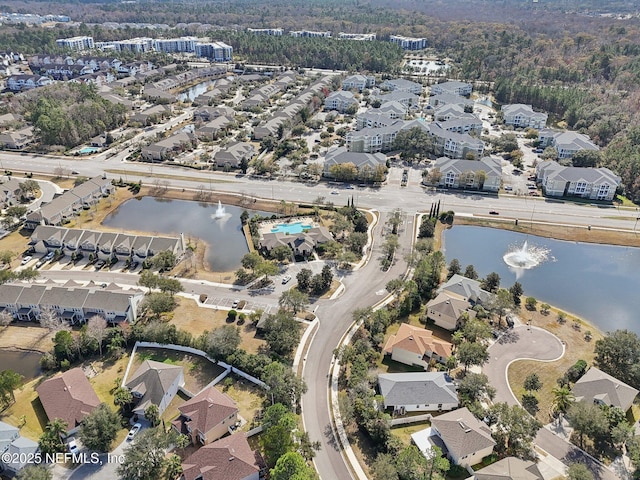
xmin=79 ymin=147 xmax=99 ymax=154
xmin=271 ymin=221 xmax=312 ymax=234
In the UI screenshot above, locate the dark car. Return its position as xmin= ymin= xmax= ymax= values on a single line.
xmin=489 ymin=211 xmax=499 ymax=215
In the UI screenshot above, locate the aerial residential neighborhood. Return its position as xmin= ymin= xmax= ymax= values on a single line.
xmin=0 ymin=1 xmax=639 ymax=480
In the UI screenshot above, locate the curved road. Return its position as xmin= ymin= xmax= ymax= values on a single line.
xmin=485 ymin=326 xmax=619 ymax=480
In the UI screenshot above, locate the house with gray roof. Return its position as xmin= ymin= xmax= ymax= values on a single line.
xmin=433 ymin=104 xmax=466 ymax=122
xmin=2 ymin=435 xmax=38 ymax=474
xmin=428 ymin=93 xmax=474 ymax=109
xmin=536 ymin=160 xmax=620 ymax=201
xmin=0 ymin=126 xmax=35 ymax=150
xmin=141 ymin=131 xmax=196 ymax=162
xmin=0 ymin=281 xmax=144 ymax=324
xmin=425 ymin=274 xmax=492 ymax=330
xmin=376 ymin=90 xmax=419 ymax=108
xmin=381 ymin=78 xmax=423 ymax=95
xmin=430 ymin=407 xmax=496 ymax=468
xmin=347 ymin=121 xmax=406 ymax=153
xmin=502 ymin=104 xmax=547 ymax=129
xmin=325 ymin=90 xmax=358 ymax=113
xmin=214 ymin=142 xmax=255 ymax=169
xmin=430 ymin=81 xmax=472 ymax=97
xmin=378 ymin=372 xmax=458 ymax=413
xmin=125 ymin=360 xmax=184 ymax=417
xmin=430 ymin=156 xmax=501 ymax=192
xmin=435 ymin=115 xmax=483 ymax=136
xmin=342 ymin=74 xmax=375 ymax=92
xmin=572 ymin=367 xmax=639 ymax=412
xmin=427 ymin=124 xmax=484 ymax=159
xmin=538 ymin=129 xmax=599 ymax=159
xmin=195 ymin=115 xmax=235 ymax=140
xmin=378 ymin=101 xmax=407 ymax=118
xmin=323 ymin=147 xmax=387 ymax=180
xmin=468 ymin=457 xmax=543 ymax=480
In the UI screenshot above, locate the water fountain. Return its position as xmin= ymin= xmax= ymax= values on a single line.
xmin=503 ymin=241 xmax=551 ymax=270
xmin=213 ymin=200 xmax=227 ymax=219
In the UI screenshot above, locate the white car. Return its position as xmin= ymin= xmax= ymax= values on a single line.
xmin=231 ymin=299 xmax=240 ymax=309
xmin=127 ymin=423 xmax=142 ymax=441
xmin=67 ymin=439 xmax=79 ymax=455
xmin=282 ymin=275 xmax=292 ymax=284
xmin=20 ymin=256 xmax=32 ymax=265
xmin=45 ymin=252 xmax=55 ymax=261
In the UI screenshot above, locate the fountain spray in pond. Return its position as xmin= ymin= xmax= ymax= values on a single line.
xmin=212 ymin=200 xmax=229 ymax=221
xmin=503 ymin=241 xmax=551 ymax=271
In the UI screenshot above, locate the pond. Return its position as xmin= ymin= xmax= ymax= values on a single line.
xmin=442 ymin=226 xmax=640 ymax=334
xmin=103 ymin=197 xmax=270 ymax=271
xmin=177 ymin=79 xmax=218 ymax=102
xmin=0 ymin=350 xmax=42 ymax=380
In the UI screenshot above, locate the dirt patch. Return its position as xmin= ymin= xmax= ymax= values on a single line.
xmin=0 ymin=324 xmax=55 ymax=353
xmin=456 ymin=216 xmax=640 ymax=247
xmin=171 ymin=297 xmax=266 ymax=354
xmin=507 ymin=304 xmax=603 ymax=423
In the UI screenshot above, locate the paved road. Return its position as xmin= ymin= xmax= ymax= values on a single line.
xmin=302 ymin=211 xmax=415 ymax=480
xmin=484 ymin=326 xmax=619 ymax=480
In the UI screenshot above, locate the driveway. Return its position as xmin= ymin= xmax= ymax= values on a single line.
xmin=484 ymin=326 xmax=620 ymax=480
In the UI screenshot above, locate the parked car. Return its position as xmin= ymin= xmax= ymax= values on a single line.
xmin=21 ymin=256 xmax=32 ymax=265
xmin=95 ymin=260 xmax=106 ymax=269
xmin=489 ymin=211 xmax=500 ymax=215
xmin=35 ymin=260 xmax=45 ymax=268
xmin=67 ymin=439 xmax=79 ymax=455
xmin=232 ymin=299 xmax=240 ymax=309
xmin=504 ymin=186 xmax=513 ymax=191
xmin=127 ymin=423 xmax=142 ymax=441
xmin=45 ymin=251 xmax=55 ymax=261
xmin=282 ymin=275 xmax=292 ymax=284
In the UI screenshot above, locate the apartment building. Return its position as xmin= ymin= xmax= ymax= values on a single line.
xmin=536 ymin=161 xmax=620 ymax=201
xmin=247 ymin=28 xmax=283 ymax=36
xmin=430 ymin=81 xmax=473 ymax=96
xmin=502 ymin=104 xmax=548 ymax=129
xmin=290 ymin=30 xmax=331 ymax=38
xmin=56 ymin=36 xmax=95 ymax=51
xmin=538 ymin=129 xmax=599 ymax=160
xmin=389 ymin=35 xmax=427 ymax=50
xmin=153 ymin=36 xmax=199 ymax=53
xmin=194 ymin=42 xmax=233 ymax=62
xmin=339 ymin=32 xmax=376 ymax=41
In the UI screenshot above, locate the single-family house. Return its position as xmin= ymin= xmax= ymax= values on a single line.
xmin=430 ymin=81 xmax=472 ymax=97
xmin=468 ymin=457 xmax=544 ymax=480
xmin=172 ymin=386 xmax=239 ymax=445
xmin=383 ymin=323 xmax=452 ymax=368
xmin=378 ymin=372 xmax=458 ymax=413
xmin=6 ymin=74 xmax=52 ymax=91
xmin=36 ymin=368 xmax=101 ymax=435
xmin=259 ymin=226 xmax=333 ymax=258
xmin=0 ymin=178 xmax=22 ymax=207
xmin=342 ymin=74 xmax=376 ymax=92
xmin=430 ymin=156 xmax=502 ymax=192
xmin=0 ymin=113 xmax=20 ymax=128
xmin=181 ymin=432 xmax=264 ymax=480
xmin=431 ymin=407 xmax=496 ymax=468
xmin=572 ymin=367 xmax=639 ymax=412
xmin=325 ymin=90 xmax=359 ymax=113
xmin=425 ymin=274 xmax=491 ymax=331
xmin=536 ymin=161 xmax=620 ymax=201
xmin=323 ymin=147 xmax=387 ymax=180
xmin=502 ymin=104 xmax=547 ymax=130
xmin=214 ymin=142 xmax=255 ymax=169
xmin=125 ymin=360 xmax=184 ymax=417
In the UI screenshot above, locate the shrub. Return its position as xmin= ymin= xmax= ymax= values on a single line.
xmin=227 ymin=309 xmax=237 ymax=322
xmin=525 ymin=297 xmax=537 ymax=310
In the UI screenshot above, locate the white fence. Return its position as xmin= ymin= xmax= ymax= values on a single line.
xmin=123 ymin=341 xmax=268 ymax=390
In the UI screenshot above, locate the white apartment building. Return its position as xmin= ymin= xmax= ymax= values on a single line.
xmin=339 ymin=32 xmax=376 ymax=41
xmin=56 ymin=36 xmax=94 ymax=51
xmin=247 ymin=28 xmax=284 ymax=36
xmin=502 ymin=104 xmax=548 ymax=129
xmin=430 ymin=81 xmax=473 ymax=96
xmin=290 ymin=30 xmax=331 ymax=38
xmin=389 ymin=35 xmax=427 ymax=50
xmin=153 ymin=36 xmax=198 ymax=53
xmin=97 ymin=37 xmax=154 ymax=53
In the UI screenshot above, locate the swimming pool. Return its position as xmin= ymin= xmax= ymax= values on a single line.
xmin=271 ymin=221 xmax=312 ymax=234
xmin=79 ymin=146 xmax=99 ymax=154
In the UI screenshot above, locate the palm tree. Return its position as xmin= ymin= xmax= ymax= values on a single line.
xmin=39 ymin=418 xmax=68 ymax=454
xmin=145 ymin=404 xmax=160 ymax=427
xmin=164 ymin=454 xmax=183 ymax=480
xmin=551 ymin=386 xmax=575 ymax=421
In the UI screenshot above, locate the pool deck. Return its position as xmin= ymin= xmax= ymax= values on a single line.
xmin=257 ymin=216 xmax=318 ymax=236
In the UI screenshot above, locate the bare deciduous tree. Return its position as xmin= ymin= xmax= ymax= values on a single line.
xmin=0 ymin=311 xmax=13 ymax=327
xmin=87 ymin=315 xmax=109 ymax=357
xmin=38 ymin=306 xmax=68 ymax=332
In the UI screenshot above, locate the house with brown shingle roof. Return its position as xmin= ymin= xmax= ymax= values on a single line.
xmin=572 ymin=367 xmax=639 ymax=412
xmin=172 ymin=385 xmax=238 ymax=445
xmin=181 ymin=432 xmax=263 ymax=480
xmin=36 ymin=368 xmax=101 ymax=435
xmin=383 ymin=323 xmax=452 ymax=368
xmin=430 ymin=407 xmax=496 ymax=468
